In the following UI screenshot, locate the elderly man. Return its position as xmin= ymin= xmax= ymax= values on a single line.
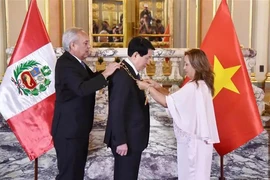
xmin=51 ymin=27 xmax=120 ymax=180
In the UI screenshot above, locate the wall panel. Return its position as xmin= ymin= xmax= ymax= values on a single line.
xmin=5 ymin=0 xmax=27 ymax=47
xmin=231 ymin=0 xmax=251 ymax=48
xmin=0 ymin=0 xmax=6 ymax=79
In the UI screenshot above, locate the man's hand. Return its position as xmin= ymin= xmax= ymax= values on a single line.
xmin=116 ymin=144 xmax=128 ymax=156
xmin=102 ymin=62 xmax=120 ymax=79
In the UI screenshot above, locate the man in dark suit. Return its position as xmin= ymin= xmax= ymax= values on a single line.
xmin=51 ymin=27 xmax=120 ymax=180
xmin=104 ymin=37 xmax=155 ymax=180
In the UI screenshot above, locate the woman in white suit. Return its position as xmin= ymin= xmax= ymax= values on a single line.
xmin=137 ymin=49 xmax=220 ymax=180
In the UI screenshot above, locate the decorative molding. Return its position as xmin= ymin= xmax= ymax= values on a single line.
xmin=4 ymin=46 xmax=269 ymax=118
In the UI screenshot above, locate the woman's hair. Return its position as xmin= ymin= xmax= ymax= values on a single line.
xmin=184 ymin=49 xmax=215 ymax=96
xmin=62 ymin=27 xmax=84 ymax=52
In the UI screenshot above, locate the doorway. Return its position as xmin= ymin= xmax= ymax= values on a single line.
xmin=89 ymin=0 xmax=173 ymax=48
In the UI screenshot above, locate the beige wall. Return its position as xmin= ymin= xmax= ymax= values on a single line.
xmin=0 ymin=0 xmax=7 ymax=80
xmin=201 ymin=0 xmax=213 ymax=44
xmin=48 ymin=0 xmax=62 ymax=46
xmin=4 ymin=0 xmax=62 ymax=47
xmin=199 ymin=0 xmax=269 ymax=82
xmin=186 ymin=0 xmax=200 ymax=48
xmin=231 ymin=0 xmax=252 ymax=48
xmin=75 ymin=0 xmax=89 ymax=32
xmin=5 ymin=0 xmax=27 ymax=47
xmin=173 ymin=0 xmax=186 ymax=48
xmin=62 ymin=0 xmax=75 ymax=31
xmin=252 ymin=0 xmax=270 ymax=82
xmin=0 ymin=0 xmax=269 ymax=82
xmin=201 ymin=0 xmax=252 ymax=48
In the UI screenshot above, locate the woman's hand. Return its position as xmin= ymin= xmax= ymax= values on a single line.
xmin=144 ymin=79 xmax=161 ymax=89
xmin=136 ymin=80 xmax=150 ymax=90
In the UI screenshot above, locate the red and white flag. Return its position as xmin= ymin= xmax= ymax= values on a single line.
xmin=0 ymin=0 xmax=56 ymax=160
xmin=201 ymin=0 xmax=263 ymax=156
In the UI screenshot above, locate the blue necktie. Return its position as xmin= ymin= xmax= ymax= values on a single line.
xmin=81 ymin=61 xmax=86 ymax=69
xmin=137 ymin=73 xmax=141 ymax=80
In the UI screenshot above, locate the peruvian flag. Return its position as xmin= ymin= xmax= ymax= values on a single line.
xmin=0 ymin=0 xmax=56 ymax=160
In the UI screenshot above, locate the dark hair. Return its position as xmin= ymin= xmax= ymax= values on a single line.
xmin=127 ymin=36 xmax=155 ymax=57
xmin=184 ymin=49 xmax=215 ymax=96
xmin=156 ymin=19 xmax=161 ymax=24
xmin=101 ymin=21 xmax=109 ymax=30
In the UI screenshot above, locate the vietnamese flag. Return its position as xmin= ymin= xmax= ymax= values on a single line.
xmin=0 ymin=0 xmax=56 ymax=160
xmin=201 ymin=0 xmax=263 ymax=156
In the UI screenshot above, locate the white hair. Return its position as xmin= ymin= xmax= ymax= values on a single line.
xmin=62 ymin=27 xmax=84 ymax=52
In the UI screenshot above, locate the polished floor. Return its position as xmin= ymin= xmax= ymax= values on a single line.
xmin=0 ymin=90 xmax=269 ymax=180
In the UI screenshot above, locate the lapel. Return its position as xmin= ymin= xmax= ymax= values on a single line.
xmin=122 ymin=60 xmax=138 ymax=80
xmin=122 ymin=60 xmax=145 ymax=104
xmin=64 ymin=51 xmax=93 ymax=76
xmin=83 ymin=62 xmax=94 ymax=76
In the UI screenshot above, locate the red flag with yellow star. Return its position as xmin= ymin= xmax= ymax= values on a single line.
xmin=201 ymin=0 xmax=263 ymax=156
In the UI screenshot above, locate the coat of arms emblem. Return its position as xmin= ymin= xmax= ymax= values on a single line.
xmin=11 ymin=60 xmax=52 ymax=96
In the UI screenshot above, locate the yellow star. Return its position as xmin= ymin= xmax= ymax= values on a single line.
xmin=213 ymin=56 xmax=241 ymax=98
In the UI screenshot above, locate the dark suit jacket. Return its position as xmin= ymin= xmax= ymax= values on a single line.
xmin=104 ymin=60 xmax=150 ymax=152
xmin=51 ymin=51 xmax=107 ymax=138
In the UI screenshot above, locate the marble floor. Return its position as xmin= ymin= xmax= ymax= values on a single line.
xmin=0 ymin=90 xmax=269 ymax=180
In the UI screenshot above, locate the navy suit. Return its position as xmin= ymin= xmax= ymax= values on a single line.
xmin=52 ymin=51 xmax=107 ymax=180
xmin=104 ymin=60 xmax=150 ymax=180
